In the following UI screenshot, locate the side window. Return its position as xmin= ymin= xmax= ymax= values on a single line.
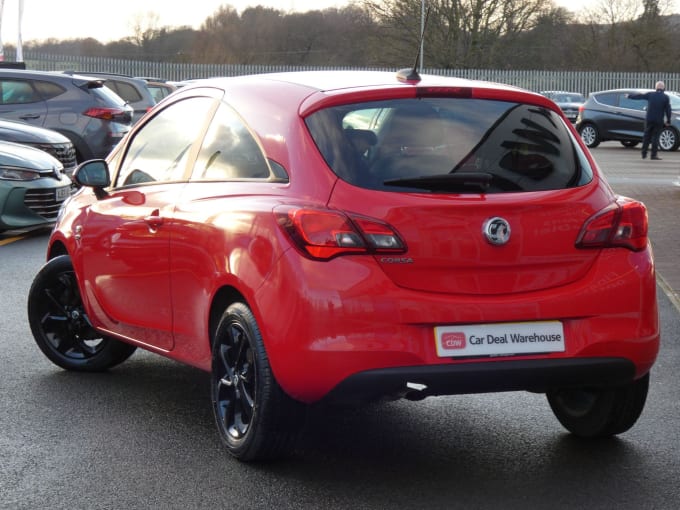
xmin=0 ymin=80 xmax=41 ymax=104
xmin=619 ymin=93 xmax=645 ymax=111
xmin=115 ymin=96 xmax=216 ymax=187
xmin=193 ymin=103 xmax=270 ymax=180
xmin=595 ymin=93 xmax=617 ymax=107
xmin=33 ymin=81 xmax=66 ymax=100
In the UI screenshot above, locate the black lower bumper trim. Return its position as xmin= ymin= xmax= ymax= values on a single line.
xmin=322 ymin=357 xmax=636 ymax=404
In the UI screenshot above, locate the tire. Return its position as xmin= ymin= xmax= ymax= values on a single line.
xmin=658 ymin=127 xmax=679 ymax=151
xmin=620 ymin=140 xmax=639 ymax=148
xmin=27 ymin=255 xmax=137 ymax=372
xmin=211 ymin=302 xmax=305 ymax=461
xmin=578 ymin=123 xmax=600 ymax=148
xmin=547 ymin=373 xmax=650 ymax=438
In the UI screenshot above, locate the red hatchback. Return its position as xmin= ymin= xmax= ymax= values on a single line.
xmin=28 ymin=70 xmax=660 ymax=461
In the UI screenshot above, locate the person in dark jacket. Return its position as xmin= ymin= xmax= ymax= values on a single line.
xmin=629 ymin=81 xmax=672 ymax=160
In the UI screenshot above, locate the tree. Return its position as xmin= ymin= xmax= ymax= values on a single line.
xmin=577 ymin=0 xmax=675 ymax=71
xmin=193 ymin=5 xmax=241 ymax=64
xmin=362 ymin=0 xmax=554 ymax=68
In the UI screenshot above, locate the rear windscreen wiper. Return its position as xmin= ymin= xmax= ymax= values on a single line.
xmin=383 ymin=172 xmax=492 ymax=192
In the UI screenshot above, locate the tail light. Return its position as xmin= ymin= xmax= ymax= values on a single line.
xmin=576 ymin=197 xmax=648 ymax=251
xmin=83 ymin=107 xmax=129 ymax=121
xmin=275 ymin=206 xmax=406 ymax=260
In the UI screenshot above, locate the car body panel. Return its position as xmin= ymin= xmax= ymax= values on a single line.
xmin=0 ymin=140 xmax=73 ymax=231
xmin=45 ymin=71 xmax=659 ymax=405
xmin=0 ymin=118 xmax=77 ymax=176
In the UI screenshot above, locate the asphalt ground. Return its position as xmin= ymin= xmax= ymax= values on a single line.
xmin=592 ymin=142 xmax=680 ymax=312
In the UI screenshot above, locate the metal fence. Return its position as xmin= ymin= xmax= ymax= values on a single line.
xmin=8 ymin=49 xmax=680 ymax=95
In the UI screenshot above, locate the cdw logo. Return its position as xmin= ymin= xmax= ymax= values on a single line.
xmin=441 ymin=332 xmax=466 ymax=349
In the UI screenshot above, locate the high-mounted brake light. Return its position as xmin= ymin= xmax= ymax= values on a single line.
xmin=275 ymin=206 xmax=406 ymax=260
xmin=576 ymin=197 xmax=648 ymax=251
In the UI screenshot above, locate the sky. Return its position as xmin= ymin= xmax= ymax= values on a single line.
xmin=0 ymin=0 xmax=666 ymax=45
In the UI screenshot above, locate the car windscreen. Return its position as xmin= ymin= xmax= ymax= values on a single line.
xmin=305 ymin=97 xmax=592 ymax=193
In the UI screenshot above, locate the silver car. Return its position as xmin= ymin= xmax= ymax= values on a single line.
xmin=0 ymin=140 xmax=73 ymax=233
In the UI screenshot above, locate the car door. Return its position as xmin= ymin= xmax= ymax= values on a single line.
xmin=613 ymin=91 xmax=647 ymax=138
xmin=0 ymin=78 xmax=48 ymax=126
xmin=78 ymin=94 xmax=217 ymax=351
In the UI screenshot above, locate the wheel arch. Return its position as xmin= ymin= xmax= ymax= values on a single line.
xmin=47 ymin=239 xmax=69 ymax=260
xmin=208 ymin=285 xmax=248 ymax=351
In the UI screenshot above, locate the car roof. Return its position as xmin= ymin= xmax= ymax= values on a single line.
xmin=591 ymin=88 xmax=653 ymax=94
xmin=183 ymin=70 xmax=551 ymax=115
xmin=0 ymin=68 xmax=109 ymax=89
xmin=209 ymin=70 xmax=525 ymax=93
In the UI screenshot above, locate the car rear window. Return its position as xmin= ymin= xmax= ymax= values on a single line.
xmin=305 ymin=98 xmax=592 ymax=193
xmin=91 ymin=84 xmax=129 ymax=107
xmin=106 ymin=80 xmax=143 ymax=103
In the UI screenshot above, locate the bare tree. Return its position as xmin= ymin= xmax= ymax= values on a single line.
xmin=130 ymin=11 xmax=162 ymax=48
xmin=362 ymin=0 xmax=554 ymax=68
xmin=576 ymin=0 xmax=675 ymax=71
xmin=193 ymin=5 xmax=242 ymax=64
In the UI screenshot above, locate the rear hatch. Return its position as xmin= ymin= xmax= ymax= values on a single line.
xmin=329 ymin=185 xmax=601 ymax=295
xmin=307 ymin=92 xmax=609 ymax=296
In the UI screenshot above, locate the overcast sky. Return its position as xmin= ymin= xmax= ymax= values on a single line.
xmin=0 ymin=0 xmax=660 ymax=45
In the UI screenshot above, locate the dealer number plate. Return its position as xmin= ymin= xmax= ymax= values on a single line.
xmin=435 ymin=321 xmax=565 ymax=357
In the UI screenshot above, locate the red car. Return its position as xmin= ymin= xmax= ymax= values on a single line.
xmin=27 ymin=70 xmax=660 ymax=461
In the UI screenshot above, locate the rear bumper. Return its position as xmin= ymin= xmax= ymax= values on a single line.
xmin=322 ymin=357 xmax=637 ymax=404
xmin=255 ymin=245 xmax=659 ymax=403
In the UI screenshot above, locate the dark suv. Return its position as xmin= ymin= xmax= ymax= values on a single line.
xmin=576 ymin=88 xmax=680 ymax=151
xmin=63 ymin=72 xmax=156 ymax=124
xmin=0 ymin=69 xmax=133 ymax=161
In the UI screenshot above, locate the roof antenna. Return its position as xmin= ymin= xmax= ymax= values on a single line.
xmin=397 ymin=5 xmax=431 ymax=83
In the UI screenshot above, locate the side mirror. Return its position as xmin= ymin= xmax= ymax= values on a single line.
xmin=73 ymin=159 xmax=110 ymax=188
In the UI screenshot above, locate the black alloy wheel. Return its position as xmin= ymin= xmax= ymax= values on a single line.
xmin=211 ymin=302 xmax=305 ymax=461
xmin=546 ymin=373 xmax=649 ymax=438
xmin=27 ymin=255 xmax=137 ymax=371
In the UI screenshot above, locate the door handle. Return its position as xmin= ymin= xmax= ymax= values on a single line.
xmin=19 ymin=114 xmax=41 ymax=120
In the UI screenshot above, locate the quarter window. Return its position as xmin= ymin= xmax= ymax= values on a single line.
xmin=33 ymin=81 xmax=66 ymax=100
xmin=193 ymin=103 xmax=270 ymax=180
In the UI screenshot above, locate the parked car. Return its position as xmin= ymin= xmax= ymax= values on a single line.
xmin=576 ymin=87 xmax=680 ymax=150
xmin=0 ymin=69 xmax=132 ymax=161
xmin=62 ymin=71 xmax=155 ymax=125
xmin=0 ymin=140 xmax=73 ymax=232
xmin=539 ymin=90 xmax=585 ymax=123
xmin=0 ymin=119 xmax=77 ymax=177
xmin=27 ymin=70 xmax=659 ymax=461
xmin=135 ymin=77 xmax=177 ymax=103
